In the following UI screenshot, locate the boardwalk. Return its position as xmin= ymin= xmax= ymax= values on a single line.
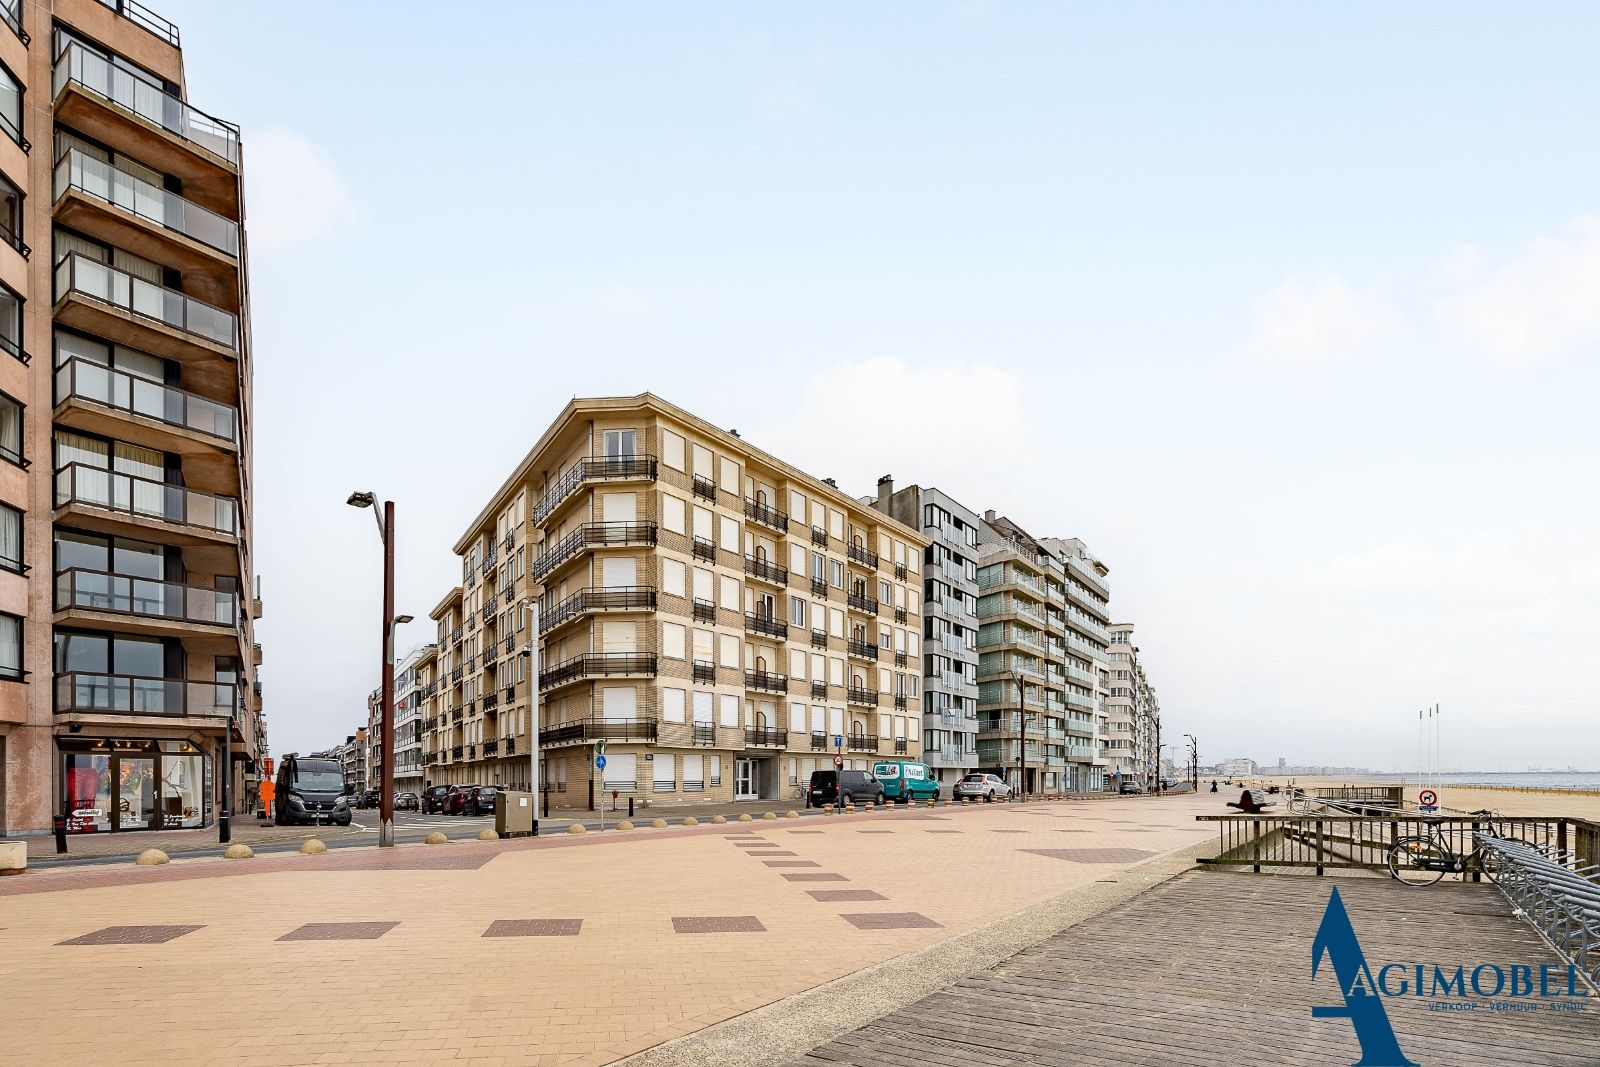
xmin=792 ymin=871 xmax=1597 ymax=1067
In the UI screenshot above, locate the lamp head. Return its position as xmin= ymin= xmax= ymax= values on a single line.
xmin=347 ymin=491 xmax=376 ymax=509
xmin=394 ymin=614 xmax=414 ymax=625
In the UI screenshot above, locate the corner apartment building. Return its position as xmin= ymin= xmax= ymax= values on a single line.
xmin=0 ymin=0 xmax=264 ymax=837
xmin=422 ymin=394 xmax=929 ymax=808
xmin=866 ymin=481 xmax=982 ymax=787
xmin=1105 ymin=623 xmax=1161 ymax=787
xmin=364 ymin=644 xmax=431 ymax=798
xmin=974 ymin=515 xmax=1111 ymax=794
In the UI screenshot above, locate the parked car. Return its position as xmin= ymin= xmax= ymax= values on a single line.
xmin=362 ymin=789 xmax=381 ymax=809
xmin=871 ymin=760 xmax=940 ymax=803
xmin=806 ymin=769 xmax=884 ymax=808
xmin=466 ymin=786 xmax=499 ymax=816
xmin=395 ymin=791 xmax=420 ymax=811
xmin=444 ymin=784 xmax=480 ymax=815
xmin=274 ymin=756 xmax=352 ymax=827
xmin=953 ymin=773 xmax=1012 ymax=802
xmin=1119 ymin=780 xmax=1143 ymax=795
xmin=422 ymin=785 xmax=451 ymax=814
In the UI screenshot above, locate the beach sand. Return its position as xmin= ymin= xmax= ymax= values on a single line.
xmin=1252 ymin=775 xmax=1600 ymax=821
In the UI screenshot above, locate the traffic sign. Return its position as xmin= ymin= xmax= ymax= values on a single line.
xmin=834 ymin=734 xmax=844 ymax=750
xmin=1419 ymin=789 xmax=1437 ymax=806
xmin=595 ymin=754 xmax=607 ymax=770
xmin=833 ymin=755 xmax=844 ymax=768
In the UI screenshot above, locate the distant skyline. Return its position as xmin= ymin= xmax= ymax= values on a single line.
xmin=154 ymin=2 xmax=1600 ymax=768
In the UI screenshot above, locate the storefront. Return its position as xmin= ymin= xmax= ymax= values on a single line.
xmin=59 ymin=737 xmax=212 ymax=834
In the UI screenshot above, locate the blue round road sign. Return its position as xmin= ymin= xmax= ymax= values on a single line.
xmin=595 ymin=754 xmax=607 ymax=770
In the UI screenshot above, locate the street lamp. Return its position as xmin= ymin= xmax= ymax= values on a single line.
xmin=1012 ymin=669 xmax=1027 ymax=799
xmin=349 ymin=491 xmax=400 ymax=848
xmin=1184 ymin=733 xmax=1199 ymax=792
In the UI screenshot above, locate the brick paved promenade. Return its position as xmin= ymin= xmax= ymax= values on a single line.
xmin=0 ymin=796 xmax=1212 ymax=1065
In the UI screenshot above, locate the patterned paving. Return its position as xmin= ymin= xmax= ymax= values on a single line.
xmin=482 ymin=919 xmax=583 ymax=938
xmin=806 ymin=890 xmax=888 ymax=901
xmin=782 ymin=872 xmax=849 ymax=882
xmin=276 ymin=921 xmax=399 ymax=941
xmin=763 ymin=860 xmax=821 ymax=868
xmin=672 ymin=915 xmax=766 ymax=934
xmin=1019 ymin=847 xmax=1156 ymax=863
xmin=58 ymin=924 xmax=204 ymax=946
xmin=838 ymin=912 xmax=942 ymax=930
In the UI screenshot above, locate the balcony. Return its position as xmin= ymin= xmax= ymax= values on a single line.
xmin=894 ymin=739 xmax=908 ymax=754
xmin=809 ymin=732 xmax=827 ymax=751
xmin=810 ymin=526 xmax=828 ymax=547
xmin=55 ymin=673 xmax=235 ymax=720
xmin=846 ymin=592 xmax=879 ymax=615
xmin=744 ymin=612 xmax=787 ymax=640
xmin=894 ymin=694 xmax=909 ymax=710
xmin=691 ymin=536 xmax=717 ymax=563
xmin=846 ymin=639 xmax=878 ymax=661
xmin=54 ymin=462 xmax=238 ymax=543
xmin=542 ymin=586 xmax=656 ymax=630
xmin=506 ymin=737 xmax=517 ymax=755
xmin=894 ymin=563 xmax=907 ymax=580
xmin=54 ymin=253 xmax=238 ymax=362
xmin=531 ymin=454 xmax=658 ymax=525
xmin=743 ymin=498 xmax=789 ymax=533
xmin=744 ymin=669 xmax=788 ymax=694
xmin=483 ymin=739 xmax=499 ymax=757
xmin=480 ymin=551 xmax=496 ymax=577
xmin=893 ymin=651 xmax=908 ymax=667
xmin=809 ymin=628 xmax=828 ymax=649
xmin=744 ymin=726 xmax=785 ymax=747
xmin=847 ymin=543 xmax=879 ymax=569
xmin=743 ymin=555 xmax=788 ymax=587
xmin=532 ymin=522 xmax=657 ymax=580
xmin=543 ymin=718 xmax=659 ymax=746
xmin=809 ymin=680 xmax=828 ymax=699
xmin=452 ymin=665 xmax=463 ymax=684
xmin=810 ymin=577 xmax=828 ymax=598
xmin=52 ymin=44 xmax=241 ymax=195
xmin=846 ymin=735 xmax=879 ymax=753
xmin=692 ymin=722 xmax=716 ymax=745
xmin=55 ymin=568 xmax=238 ymax=633
xmin=847 ymin=686 xmax=879 ymax=707
xmin=452 ymin=746 xmax=463 ymax=760
xmin=894 ymin=608 xmax=907 ymax=623
xmin=450 ymin=707 xmax=464 ymax=723
xmin=691 ymin=474 xmax=717 ymax=502
xmin=480 ymin=647 xmax=496 ymax=668
xmin=539 ymin=652 xmax=656 ymax=691
xmin=53 ymin=149 xmax=239 ymax=282
xmin=692 ymin=660 xmax=717 ymax=684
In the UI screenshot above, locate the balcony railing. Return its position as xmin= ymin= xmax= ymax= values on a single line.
xmin=532 ymin=522 xmax=657 ymax=579
xmin=894 ymin=563 xmax=907 ymax=580
xmin=95 ymin=0 xmax=180 ymax=46
xmin=692 ymin=598 xmax=717 ymax=623
xmin=451 ymin=666 xmax=463 ymax=684
xmin=846 ymin=735 xmax=879 ymax=753
xmin=53 ymin=45 xmax=239 ymax=164
xmin=543 ymin=586 xmax=656 ymax=629
xmin=743 ymin=612 xmax=787 ymax=639
xmin=894 ymin=694 xmax=909 ymax=710
xmin=692 ymin=722 xmax=716 ymax=745
xmin=483 ymin=739 xmax=499 ymax=756
xmin=691 ymin=536 xmax=717 ymax=563
xmin=810 ymin=628 xmax=828 ymax=649
xmin=692 ymin=660 xmax=717 ymax=684
xmin=539 ymin=653 xmax=657 ymax=690
xmin=810 ymin=577 xmax=828 ymax=598
xmin=894 ymin=739 xmax=908 ymax=754
xmin=744 ymin=726 xmax=785 ymax=747
xmin=531 ymin=454 xmax=658 ymax=524
xmin=847 ymin=543 xmax=879 ymax=569
xmin=54 ymin=149 xmax=240 ymax=257
xmin=0 ymin=0 xmax=25 ymax=47
xmin=809 ymin=681 xmax=828 ymax=699
xmin=55 ymin=568 xmax=238 ymax=627
xmin=54 ymin=462 xmax=238 ymax=537
xmin=55 ymin=673 xmax=236 ymax=717
xmin=691 ymin=474 xmax=717 ymax=502
xmin=744 ymin=669 xmax=788 ymax=694
xmin=894 ymin=651 xmax=908 ymax=667
xmin=894 ymin=608 xmax=907 ymax=623
xmin=847 ymin=686 xmax=879 ymax=707
xmin=55 ymin=252 xmax=238 ymax=350
xmin=743 ymin=498 xmax=789 ymax=532
xmin=810 ymin=526 xmax=828 ymax=547
xmin=480 ymin=647 xmax=495 ymax=668
xmin=846 ymin=592 xmax=879 ymax=615
xmin=451 ymin=707 xmax=463 ymax=723
xmin=543 ymin=718 xmax=658 ymax=746
xmin=743 ymin=555 xmax=788 ymax=586
xmin=810 ymin=732 xmax=828 ymax=751
xmin=846 ymin=639 xmax=878 ymax=660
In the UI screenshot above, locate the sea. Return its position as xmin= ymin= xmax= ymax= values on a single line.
xmin=1351 ymin=771 xmax=1600 ymax=792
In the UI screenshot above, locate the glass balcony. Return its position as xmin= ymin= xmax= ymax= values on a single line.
xmin=55 ymin=252 xmax=237 ymax=350
xmin=55 ymin=149 xmax=239 ymax=256
xmin=55 ymin=462 xmax=238 ymax=537
xmin=53 ymin=44 xmax=239 ymax=166
xmin=55 ymin=567 xmax=238 ymax=627
xmin=55 ymin=672 xmax=237 ymax=717
xmin=55 ymin=357 xmax=237 ymax=443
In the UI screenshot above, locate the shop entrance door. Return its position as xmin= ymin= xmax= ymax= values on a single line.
xmin=734 ymin=758 xmax=757 ymax=800
xmin=115 ymin=757 xmax=159 ymax=831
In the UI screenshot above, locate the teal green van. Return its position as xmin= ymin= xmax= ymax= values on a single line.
xmin=871 ymin=760 xmax=940 ymax=802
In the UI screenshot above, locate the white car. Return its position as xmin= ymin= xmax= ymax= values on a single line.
xmin=953 ymin=773 xmax=1013 ymax=802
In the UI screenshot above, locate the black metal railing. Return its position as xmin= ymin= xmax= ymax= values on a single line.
xmin=745 ymin=669 xmax=788 ymax=694
xmin=894 ymin=739 xmax=908 ymax=754
xmin=692 ymin=536 xmax=717 ymax=563
xmin=811 ymin=526 xmax=829 ymax=547
xmin=539 ymin=653 xmax=658 ymax=690
xmin=483 ymin=739 xmax=499 ymax=756
xmin=810 ymin=681 xmax=828 ymax=699
xmin=692 ymin=722 xmax=716 ymax=745
xmin=542 ymin=718 xmax=659 ymax=745
xmin=533 ymin=522 xmax=658 ymax=580
xmin=532 ymin=454 xmax=658 ymax=524
xmin=483 ymin=693 xmax=498 ymax=711
xmin=810 ymin=577 xmax=828 ymax=598
xmin=481 ymin=648 xmax=496 ymax=668
xmin=847 ymin=592 xmax=879 ymax=614
xmin=743 ymin=555 xmax=788 ymax=585
xmin=847 ymin=686 xmax=879 ymax=706
xmin=895 ymin=563 xmax=907 ymax=580
xmin=505 ymin=738 xmax=516 ymax=755
xmin=847 ymin=543 xmax=879 ymax=569
xmin=744 ymin=612 xmax=787 ymax=639
xmin=743 ymin=498 xmax=789 ymax=532
xmin=692 ymin=598 xmax=717 ymax=623
xmin=452 ymin=666 xmax=463 ymax=684
xmin=544 ymin=586 xmax=657 ymax=629
xmin=810 ymin=732 xmax=827 ymax=751
xmin=894 ymin=694 xmax=908 ymax=709
xmin=894 ymin=651 xmax=907 ymax=667
xmin=692 ymin=660 xmax=717 ymax=684
xmin=744 ymin=727 xmax=785 ymax=747
xmin=847 ymin=735 xmax=879 ymax=753
xmin=691 ymin=474 xmax=717 ymax=502
xmin=53 ymin=673 xmax=235 ymax=717
xmin=894 ymin=608 xmax=907 ymax=623
xmin=847 ymin=639 xmax=878 ymax=660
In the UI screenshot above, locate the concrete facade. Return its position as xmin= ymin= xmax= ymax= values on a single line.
xmin=419 ymin=394 xmax=930 ymax=809
xmin=1106 ymin=622 xmax=1161 ymax=789
xmin=0 ymin=0 xmax=264 ymax=836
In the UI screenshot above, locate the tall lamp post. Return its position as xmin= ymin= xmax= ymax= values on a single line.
xmin=348 ymin=492 xmax=409 ymax=848
xmin=1184 ymin=733 xmax=1198 ymax=792
xmin=1012 ymin=669 xmax=1027 ymax=798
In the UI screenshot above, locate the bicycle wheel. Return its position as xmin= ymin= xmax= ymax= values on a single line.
xmin=1388 ymin=836 xmax=1448 ymax=887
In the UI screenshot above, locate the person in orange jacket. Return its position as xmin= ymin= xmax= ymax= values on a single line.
xmin=258 ymin=777 xmax=275 ymax=820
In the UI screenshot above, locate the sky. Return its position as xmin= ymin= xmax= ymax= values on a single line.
xmin=154 ymin=1 xmax=1600 ymax=771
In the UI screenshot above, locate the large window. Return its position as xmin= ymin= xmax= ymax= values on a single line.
xmin=0 ymin=281 xmax=21 ymax=364
xmin=0 ymin=612 xmax=18 ymax=678
xmin=0 ymin=502 xmax=20 ymax=574
xmin=0 ymin=391 xmax=19 ymax=466
xmin=0 ymin=63 xmax=21 ymax=149
xmin=0 ymin=170 xmax=21 ymax=257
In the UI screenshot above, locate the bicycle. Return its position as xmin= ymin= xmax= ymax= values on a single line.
xmin=1386 ymin=808 xmax=1504 ymax=887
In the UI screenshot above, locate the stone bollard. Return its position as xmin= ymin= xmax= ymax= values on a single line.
xmin=863 ymin=802 xmax=874 ymax=812
xmin=822 ymin=807 xmax=834 ymax=816
xmin=567 ymin=823 xmax=586 ymax=834
xmin=424 ymin=831 xmax=449 ymax=845
xmin=135 ymin=848 xmax=169 ymax=866
xmin=615 ymin=820 xmax=633 ymax=831
xmin=762 ymin=812 xmax=776 ymax=821
xmin=0 ymin=841 xmax=26 ymax=875
xmin=651 ymin=818 xmax=668 ymax=829
xmin=682 ymin=816 xmax=698 ymax=827
xmin=927 ymin=798 xmax=936 ymax=809
xmin=223 ymin=843 xmax=254 ymax=860
xmin=299 ymin=839 xmax=327 ymax=855
xmin=739 ymin=813 xmax=754 ymax=822
xmin=711 ymin=815 xmax=727 ymax=825
xmin=477 ymin=828 xmax=499 ymax=841
xmin=785 ymin=810 xmax=799 ymax=819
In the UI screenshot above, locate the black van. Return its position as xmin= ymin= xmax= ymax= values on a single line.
xmin=806 ymin=769 xmax=884 ymax=808
xmin=275 ymin=756 xmax=352 ymax=826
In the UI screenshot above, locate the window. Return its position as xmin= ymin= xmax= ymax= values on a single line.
xmin=662 ymin=558 xmax=685 ymax=597
xmin=0 ymin=280 xmax=20 ymax=363
xmin=0 ymin=611 xmax=16 ymax=680
xmin=603 ymin=429 xmax=636 ymax=459
xmin=0 ymin=170 xmax=20 ymax=257
xmin=662 ymin=687 xmax=686 ymax=723
xmin=662 ymin=429 xmax=685 ymax=471
xmin=0 ymin=391 xmax=19 ymax=466
xmin=662 ymin=494 xmax=685 ymax=534
xmin=0 ymin=63 xmax=20 ymax=150
xmin=662 ymin=622 xmax=685 ymax=660
xmin=0 ymin=502 xmax=19 ymax=573
xmin=789 ymin=597 xmax=806 ymax=627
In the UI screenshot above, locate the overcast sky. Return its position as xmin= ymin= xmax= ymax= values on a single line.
xmin=157 ymin=2 xmax=1600 ymax=771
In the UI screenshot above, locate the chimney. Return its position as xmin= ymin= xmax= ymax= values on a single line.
xmin=984 ymin=509 xmax=996 ymax=522
xmin=822 ymin=477 xmax=837 ymax=488
xmin=876 ymin=474 xmax=894 ymax=504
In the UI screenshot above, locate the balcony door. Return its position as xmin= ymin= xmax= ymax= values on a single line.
xmin=602 ymin=429 xmax=635 ymax=460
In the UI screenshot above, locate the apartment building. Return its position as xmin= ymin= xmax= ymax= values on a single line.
xmin=1105 ymin=623 xmax=1161 ymax=788
xmin=340 ymin=728 xmax=366 ymax=794
xmin=364 ymin=644 xmax=431 ymax=798
xmin=974 ymin=515 xmax=1111 ymax=794
xmin=422 ymin=394 xmax=929 ymax=808
xmin=0 ymin=0 xmax=265 ymax=837
xmin=866 ymin=481 xmax=982 ymax=786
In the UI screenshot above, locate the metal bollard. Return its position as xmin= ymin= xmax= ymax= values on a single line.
xmin=628 ymin=796 xmax=635 ymax=818
xmin=53 ymin=814 xmax=68 ymax=855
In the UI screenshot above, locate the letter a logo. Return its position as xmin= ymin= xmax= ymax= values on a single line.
xmin=1311 ymin=887 xmax=1417 ymax=1066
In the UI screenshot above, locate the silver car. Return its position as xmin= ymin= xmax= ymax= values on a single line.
xmin=953 ymin=773 xmax=1013 ymax=802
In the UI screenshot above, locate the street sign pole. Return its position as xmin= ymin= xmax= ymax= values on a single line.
xmin=834 ymin=736 xmax=844 ymax=812
xmin=595 ymin=742 xmax=607 ymax=832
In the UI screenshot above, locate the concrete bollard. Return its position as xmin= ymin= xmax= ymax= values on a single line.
xmin=424 ymin=831 xmax=449 ymax=844
xmin=863 ymin=802 xmax=874 ymax=812
xmin=711 ymin=815 xmax=727 ymax=825
xmin=927 ymin=798 xmax=936 ymax=809
xmin=299 ymin=839 xmax=327 ymax=855
xmin=762 ymin=812 xmax=776 ymax=821
xmin=223 ymin=843 xmax=254 ymax=860
xmin=739 ymin=813 xmax=754 ymax=822
xmin=651 ymin=818 xmax=668 ymax=828
xmin=615 ymin=820 xmax=633 ymax=831
xmin=682 ymin=816 xmax=698 ymax=827
xmin=0 ymin=841 xmax=27 ymax=875
xmin=822 ymin=807 xmax=834 ymax=816
xmin=785 ymin=810 xmax=799 ymax=819
xmin=567 ymin=823 xmax=586 ymax=834
xmin=477 ymin=828 xmax=499 ymax=841
xmin=134 ymin=848 xmax=169 ymax=866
